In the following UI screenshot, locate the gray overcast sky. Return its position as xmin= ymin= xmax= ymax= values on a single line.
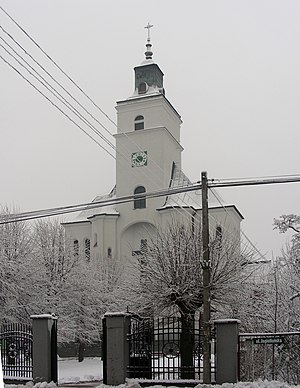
xmin=1 ymin=0 xmax=300 ymax=258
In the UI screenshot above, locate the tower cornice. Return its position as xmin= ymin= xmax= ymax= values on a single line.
xmin=116 ymin=93 xmax=182 ymax=123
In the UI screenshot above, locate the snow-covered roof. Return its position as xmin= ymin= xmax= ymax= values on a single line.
xmin=63 ymin=164 xmax=243 ymax=225
xmin=157 ymin=163 xmax=226 ymax=211
xmin=63 ymin=186 xmax=119 ymax=224
xmin=129 ymin=84 xmax=164 ymax=99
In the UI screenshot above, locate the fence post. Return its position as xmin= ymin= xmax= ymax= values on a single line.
xmin=103 ymin=312 xmax=131 ymax=385
xmin=0 ymin=349 xmax=3 ymax=387
xmin=30 ymin=314 xmax=58 ymax=383
xmin=214 ymin=319 xmax=240 ymax=384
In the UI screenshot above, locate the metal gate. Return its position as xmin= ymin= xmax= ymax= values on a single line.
xmin=0 ymin=323 xmax=33 ymax=381
xmin=239 ymin=331 xmax=300 ymax=385
xmin=128 ymin=316 xmax=215 ymax=382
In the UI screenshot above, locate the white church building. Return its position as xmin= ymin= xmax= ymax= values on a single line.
xmin=63 ymin=32 xmax=243 ymax=263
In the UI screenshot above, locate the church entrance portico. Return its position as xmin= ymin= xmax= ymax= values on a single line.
xmin=120 ymin=221 xmax=156 ymax=261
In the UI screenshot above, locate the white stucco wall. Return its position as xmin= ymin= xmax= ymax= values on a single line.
xmin=63 ymin=57 xmax=243 ymax=265
xmin=116 ymin=94 xmax=182 ymax=140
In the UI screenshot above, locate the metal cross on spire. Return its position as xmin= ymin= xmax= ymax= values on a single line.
xmin=144 ymin=22 xmax=154 ymax=42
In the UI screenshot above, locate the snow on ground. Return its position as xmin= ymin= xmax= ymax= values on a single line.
xmin=5 ymin=382 xmax=300 ymax=388
xmin=98 ymin=381 xmax=300 ymax=388
xmin=4 ymin=358 xmax=300 ymax=388
xmin=58 ymin=357 xmax=103 ymax=384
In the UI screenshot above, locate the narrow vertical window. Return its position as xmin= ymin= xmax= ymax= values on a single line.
xmin=85 ymin=238 xmax=90 ymax=261
xmin=216 ymin=226 xmax=222 ymax=248
xmin=74 ymin=239 xmax=79 ymax=257
xmin=134 ymin=115 xmax=144 ymax=130
xmin=134 ymin=186 xmax=146 ymax=209
xmin=107 ymin=247 xmax=112 ymax=258
xmin=141 ymin=239 xmax=148 ymax=253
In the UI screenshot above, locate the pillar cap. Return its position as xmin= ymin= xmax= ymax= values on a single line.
xmin=104 ymin=312 xmax=131 ymax=317
xmin=214 ymin=318 xmax=241 ymax=324
xmin=30 ymin=314 xmax=58 ymax=320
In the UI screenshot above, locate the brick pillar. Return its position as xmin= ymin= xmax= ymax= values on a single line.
xmin=214 ymin=319 xmax=240 ymax=384
xmin=103 ymin=312 xmax=131 ymax=385
xmin=31 ymin=314 xmax=58 ymax=383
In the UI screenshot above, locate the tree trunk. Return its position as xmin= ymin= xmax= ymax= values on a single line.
xmin=180 ymin=311 xmax=195 ymax=379
xmin=78 ymin=339 xmax=85 ymax=362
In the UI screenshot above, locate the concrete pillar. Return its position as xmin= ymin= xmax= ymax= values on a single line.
xmin=31 ymin=314 xmax=58 ymax=383
xmin=103 ymin=312 xmax=131 ymax=385
xmin=214 ymin=319 xmax=240 ymax=384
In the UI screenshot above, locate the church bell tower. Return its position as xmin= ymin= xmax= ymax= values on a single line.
xmin=114 ymin=24 xmax=183 ymax=216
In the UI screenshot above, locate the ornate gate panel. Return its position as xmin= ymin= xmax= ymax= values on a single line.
xmin=128 ymin=317 xmax=152 ymax=379
xmin=128 ymin=316 xmax=215 ymax=381
xmin=0 ymin=323 xmax=33 ymax=380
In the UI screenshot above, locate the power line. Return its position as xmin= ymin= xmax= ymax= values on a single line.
xmin=0 ymin=7 xmax=201 ymax=226
xmin=0 ymin=24 xmax=118 ymax=150
xmin=0 ymin=5 xmax=118 ymax=130
xmin=0 ymin=19 xmax=195 ymax=225
xmin=0 ymin=53 xmax=116 ymax=159
xmin=209 ymin=176 xmax=300 ymax=188
xmin=2 ymin=174 xmax=300 ymax=225
xmin=0 ymin=182 xmax=202 ymax=225
xmin=2 ymin=6 xmax=300 ymax=235
xmin=212 ymin=173 xmax=300 ymax=182
xmin=0 ymin=34 xmax=117 ymax=154
xmin=209 ymin=188 xmax=268 ymax=262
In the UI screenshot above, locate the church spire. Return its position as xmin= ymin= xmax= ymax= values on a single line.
xmin=132 ymin=23 xmax=164 ymax=96
xmin=144 ymin=22 xmax=154 ymax=60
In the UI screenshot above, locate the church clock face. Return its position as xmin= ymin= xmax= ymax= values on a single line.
xmin=131 ymin=151 xmax=148 ymax=167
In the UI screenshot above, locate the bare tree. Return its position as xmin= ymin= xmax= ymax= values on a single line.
xmin=274 ymin=214 xmax=300 ymax=328
xmin=0 ymin=206 xmax=34 ymax=324
xmin=125 ymin=222 xmax=250 ymax=315
xmin=121 ymin=221 xmax=251 ymax=378
xmin=33 ymin=218 xmax=124 ymax=361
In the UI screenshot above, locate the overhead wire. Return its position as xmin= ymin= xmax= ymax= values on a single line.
xmin=212 ymin=173 xmax=300 ymax=182
xmin=0 ymin=182 xmax=202 ymax=225
xmin=0 ymin=5 xmax=117 ymax=130
xmin=209 ymin=176 xmax=300 ymax=188
xmin=0 ymin=39 xmax=195 ymax=226
xmin=208 ymin=187 xmax=269 ymax=263
xmin=0 ymin=36 xmax=117 ymax=153
xmin=0 ymin=24 xmax=119 ymax=150
xmin=0 ymin=10 xmax=198 ymax=227
xmin=0 ymin=21 xmax=191 ymax=218
xmin=0 ymin=52 xmax=115 ymax=159
xmin=2 ymin=5 xmax=299 ymax=249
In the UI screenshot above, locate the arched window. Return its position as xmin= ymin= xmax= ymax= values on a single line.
xmin=134 ymin=186 xmax=146 ymax=209
xmin=134 ymin=115 xmax=144 ymax=131
xmin=216 ymin=226 xmax=222 ymax=239
xmin=138 ymin=82 xmax=147 ymax=94
xmin=85 ymin=238 xmax=90 ymax=261
xmin=73 ymin=239 xmax=79 ymax=257
xmin=107 ymin=247 xmax=112 ymax=258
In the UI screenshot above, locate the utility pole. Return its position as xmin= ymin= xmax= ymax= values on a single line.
xmin=201 ymin=171 xmax=211 ymax=384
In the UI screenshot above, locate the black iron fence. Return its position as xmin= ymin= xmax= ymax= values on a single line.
xmin=238 ymin=331 xmax=300 ymax=385
xmin=0 ymin=323 xmax=33 ymax=380
xmin=127 ymin=316 xmax=215 ymax=382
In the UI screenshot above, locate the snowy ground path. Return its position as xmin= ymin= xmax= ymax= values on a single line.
xmin=4 ymin=358 xmax=300 ymax=388
xmin=58 ymin=357 xmax=103 ymax=384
